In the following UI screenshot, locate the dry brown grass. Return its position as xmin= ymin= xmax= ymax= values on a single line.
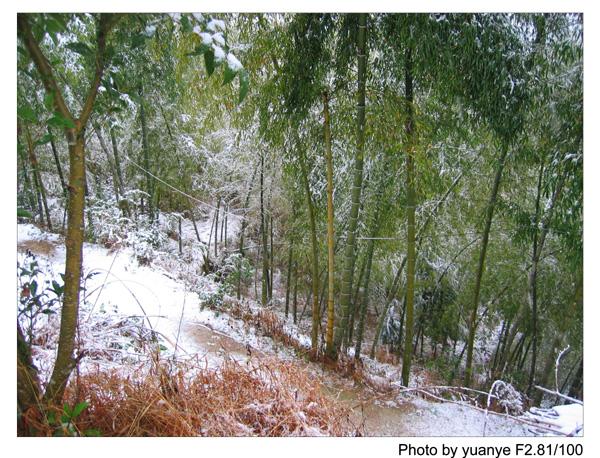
xmin=221 ymin=298 xmax=311 ymax=357
xmin=23 ymin=356 xmax=355 ymax=437
xmin=17 ymin=239 xmax=57 ymax=257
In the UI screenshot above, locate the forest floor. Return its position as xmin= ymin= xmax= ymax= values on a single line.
xmin=17 ymin=219 xmax=581 ymax=437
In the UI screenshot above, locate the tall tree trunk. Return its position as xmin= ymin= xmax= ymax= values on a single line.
xmin=237 ymin=163 xmax=258 ymax=299
xmin=285 ymin=241 xmax=294 ymax=318
xmin=323 ymin=90 xmax=336 ymax=357
xmin=293 ymin=260 xmax=299 ymax=324
xmin=269 ymin=213 xmax=274 ymax=301
xmin=299 ymin=147 xmax=320 ymax=354
xmin=334 ymin=13 xmax=368 ymax=353
xmin=260 ymin=152 xmax=269 ymax=306
xmin=178 ymin=215 xmax=183 ymax=255
xmin=347 ymin=252 xmax=366 ymax=347
xmin=464 ymin=143 xmax=509 ymax=387
xmin=47 ymin=127 xmax=68 ymax=198
xmin=401 ymin=44 xmax=416 ymax=388
xmin=44 ymin=135 xmax=88 ymax=403
xmin=188 ymin=199 xmax=201 ymax=242
xmin=93 ymin=122 xmax=120 ymax=203
xmin=224 ymin=204 xmax=228 ymax=250
xmin=17 ymin=137 xmax=38 ymax=214
xmin=567 ymin=358 xmax=583 ymax=401
xmin=139 ymin=84 xmax=154 ymax=221
xmin=25 ymin=124 xmax=52 ymax=231
xmin=215 ymin=196 xmax=221 ymax=258
xmin=491 ymin=319 xmax=509 ymax=378
xmin=354 ymin=225 xmax=379 ymax=361
xmin=109 ymin=127 xmax=126 ymax=196
xmin=527 ymin=161 xmax=544 ymax=394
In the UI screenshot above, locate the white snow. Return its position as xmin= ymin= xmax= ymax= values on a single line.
xmin=226 ymin=53 xmax=243 ymax=71
xmin=213 ymin=45 xmax=226 ymax=62
xmin=212 ymin=32 xmax=225 ymax=47
xmin=525 ymin=404 xmax=583 ymax=436
xmin=207 ymin=19 xmax=226 ymax=32
xmin=145 ymin=24 xmax=156 ymax=37
xmin=199 ymin=32 xmax=213 ymax=45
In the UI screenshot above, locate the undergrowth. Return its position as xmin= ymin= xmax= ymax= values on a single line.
xmin=22 ymin=357 xmax=356 ymax=436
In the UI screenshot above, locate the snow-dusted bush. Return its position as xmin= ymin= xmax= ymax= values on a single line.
xmin=488 ymin=380 xmax=525 ymax=416
xmin=17 ymin=252 xmax=63 ymax=346
xmin=87 ymin=195 xmax=134 ymax=247
xmin=195 ymin=267 xmax=232 ymax=309
xmin=127 ymin=220 xmax=168 ymax=265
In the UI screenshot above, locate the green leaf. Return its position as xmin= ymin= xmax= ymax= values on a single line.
xmin=44 ymin=15 xmax=67 ymax=42
xmin=36 ymin=133 xmax=53 ymax=146
xmin=66 ymin=42 xmax=93 ymax=58
xmin=18 ymin=105 xmax=37 ymax=123
xmin=131 ymin=33 xmax=146 ymax=49
xmin=44 ymin=92 xmax=55 ymax=110
xmin=71 ymin=401 xmax=88 ymax=419
xmin=238 ymin=69 xmax=249 ymax=104
xmin=48 ymin=112 xmax=75 ymax=129
xmin=180 ymin=15 xmax=192 ymax=33
xmin=204 ymin=49 xmax=215 ymax=76
xmin=223 ymin=65 xmax=237 ymax=86
xmin=52 ymin=279 xmax=63 ymax=294
xmin=18 ymin=208 xmax=32 ymax=218
xmin=63 ymin=403 xmax=72 ymax=417
xmin=84 ymin=429 xmax=101 ymax=437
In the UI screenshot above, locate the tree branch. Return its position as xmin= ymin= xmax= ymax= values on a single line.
xmin=78 ymin=14 xmax=119 ymax=129
xmin=17 ymin=14 xmax=74 ymax=125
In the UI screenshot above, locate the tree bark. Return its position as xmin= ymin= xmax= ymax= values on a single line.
xmin=237 ymin=164 xmax=258 ymax=299
xmin=285 ymin=241 xmax=294 ymax=318
xmin=334 ymin=13 xmax=368 ymax=353
xmin=323 ymin=90 xmax=336 ymax=357
xmin=24 ymin=124 xmax=52 ymax=231
xmin=401 ymin=44 xmax=416 ymax=388
xmin=260 ymin=153 xmax=269 ymax=306
xmin=93 ymin=122 xmax=120 ymax=203
xmin=464 ymin=143 xmax=509 ymax=387
xmin=17 ymin=136 xmax=38 ymax=215
xmin=48 ymin=127 xmax=68 ymax=198
xmin=527 ymin=161 xmax=544 ymax=394
xmin=139 ymin=84 xmax=154 ymax=221
xmin=299 ymin=147 xmax=320 ymax=354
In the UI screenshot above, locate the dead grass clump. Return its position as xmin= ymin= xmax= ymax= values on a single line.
xmin=374 ymin=346 xmax=399 ymax=365
xmin=17 ymin=239 xmax=56 ymax=257
xmin=60 ymin=357 xmax=353 ymax=436
xmin=221 ymin=298 xmax=310 ymax=356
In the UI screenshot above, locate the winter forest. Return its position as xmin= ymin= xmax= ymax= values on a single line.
xmin=16 ymin=13 xmax=583 ymax=437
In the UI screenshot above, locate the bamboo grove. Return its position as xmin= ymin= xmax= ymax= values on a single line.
xmin=17 ymin=13 xmax=583 ymax=414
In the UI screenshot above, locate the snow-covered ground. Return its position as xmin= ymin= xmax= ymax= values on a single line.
xmin=17 ymin=221 xmax=582 ymax=437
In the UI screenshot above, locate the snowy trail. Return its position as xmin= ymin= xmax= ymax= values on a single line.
xmin=17 ymin=223 xmax=554 ymax=436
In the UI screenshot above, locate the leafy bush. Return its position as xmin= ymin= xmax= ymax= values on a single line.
xmin=46 ymin=402 xmax=100 ymax=437
xmin=17 ymin=253 xmax=63 ymax=346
